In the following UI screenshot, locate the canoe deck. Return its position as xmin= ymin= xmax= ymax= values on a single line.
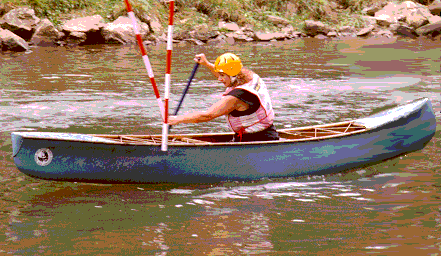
xmin=92 ymin=121 xmax=367 ymax=145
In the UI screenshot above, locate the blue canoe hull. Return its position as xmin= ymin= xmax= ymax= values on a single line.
xmin=11 ymin=98 xmax=436 ymax=184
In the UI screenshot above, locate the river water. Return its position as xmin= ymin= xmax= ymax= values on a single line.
xmin=1 ymin=37 xmax=441 ymax=255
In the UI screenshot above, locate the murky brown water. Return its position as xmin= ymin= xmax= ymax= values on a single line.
xmin=1 ymin=37 xmax=441 ymax=255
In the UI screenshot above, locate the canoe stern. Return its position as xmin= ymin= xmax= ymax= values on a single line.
xmin=11 ymin=132 xmax=24 ymax=157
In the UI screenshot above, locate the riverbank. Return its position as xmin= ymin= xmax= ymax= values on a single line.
xmin=1 ymin=0 xmax=441 ymax=52
xmin=1 ymin=28 xmax=441 ymax=255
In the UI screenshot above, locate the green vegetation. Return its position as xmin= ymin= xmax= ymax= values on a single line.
xmin=2 ymin=0 xmax=432 ymax=32
xmin=18 ymin=0 xmax=94 ymax=23
xmin=5 ymin=0 xmax=166 ymax=26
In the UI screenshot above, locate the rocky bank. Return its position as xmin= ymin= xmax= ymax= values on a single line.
xmin=0 ymin=0 xmax=441 ymax=52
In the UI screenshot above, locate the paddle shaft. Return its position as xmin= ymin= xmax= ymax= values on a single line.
xmin=169 ymin=62 xmax=199 ymax=131
xmin=174 ymin=62 xmax=199 ymax=115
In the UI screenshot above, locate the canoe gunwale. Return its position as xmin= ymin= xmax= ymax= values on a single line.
xmin=85 ymin=120 xmax=368 ymax=146
xmin=15 ymin=122 xmax=368 ymax=147
xmin=11 ymin=98 xmax=431 ymax=148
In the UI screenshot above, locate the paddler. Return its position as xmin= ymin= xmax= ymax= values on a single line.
xmin=168 ymin=53 xmax=279 ymax=142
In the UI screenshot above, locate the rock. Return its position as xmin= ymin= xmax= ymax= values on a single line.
xmin=376 ymin=29 xmax=393 ymax=38
xmin=0 ymin=28 xmax=29 ymax=51
xmin=177 ymin=40 xmax=190 ymax=47
xmin=148 ymin=16 xmax=163 ymax=35
xmin=314 ymin=34 xmax=328 ymax=39
xmin=254 ymin=31 xmax=287 ymax=41
xmin=232 ymin=33 xmax=253 ymax=42
xmin=327 ymin=31 xmax=338 ymax=37
xmin=356 ymin=25 xmax=374 ymax=36
xmin=30 ymin=19 xmax=63 ymax=46
xmin=416 ymin=19 xmax=441 ymax=36
xmin=375 ymin=1 xmax=433 ymax=28
xmin=291 ymin=31 xmax=305 ymax=38
xmin=61 ymin=15 xmax=106 ymax=45
xmin=143 ymin=34 xmax=157 ymax=45
xmin=242 ymin=24 xmax=254 ymax=32
xmin=406 ymin=10 xmax=429 ymax=28
xmin=173 ymin=28 xmax=191 ymax=40
xmin=207 ymin=34 xmax=227 ymax=45
xmin=225 ymin=32 xmax=241 ymax=41
xmin=110 ymin=7 xmax=162 ymax=35
xmin=375 ymin=2 xmax=403 ymax=25
xmin=102 ymin=27 xmax=127 ymax=44
xmin=267 ymin=15 xmax=290 ymax=26
xmin=65 ymin=31 xmax=87 ymax=45
xmin=281 ymin=25 xmax=294 ymax=35
xmin=404 ymin=1 xmax=432 ymax=28
xmin=390 ymin=23 xmax=418 ymax=38
xmin=190 ymin=24 xmax=217 ymax=42
xmin=339 ymin=32 xmax=357 ymax=38
xmin=429 ymin=0 xmax=441 ymax=16
xmin=362 ymin=4 xmax=383 ymax=16
xmin=361 ymin=16 xmax=378 ymax=26
xmin=338 ymin=26 xmax=356 ymax=33
xmin=0 ymin=7 xmax=40 ymax=41
xmin=184 ymin=38 xmax=204 ymax=45
xmin=101 ymin=16 xmax=149 ymax=44
xmin=61 ymin=15 xmax=105 ymax=34
xmin=304 ymin=20 xmax=331 ymax=36
xmin=375 ymin=15 xmax=396 ymax=26
xmin=242 ymin=30 xmax=255 ymax=38
xmin=225 ymin=36 xmax=235 ymax=45
xmin=218 ymin=21 xmax=240 ymax=31
xmin=429 ymin=15 xmax=441 ymax=24
xmin=155 ymin=32 xmax=167 ymax=43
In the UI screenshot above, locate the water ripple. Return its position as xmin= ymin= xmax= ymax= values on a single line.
xmin=195 ymin=181 xmax=373 ymax=203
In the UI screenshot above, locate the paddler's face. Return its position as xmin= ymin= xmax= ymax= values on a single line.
xmin=218 ymin=73 xmax=232 ymax=87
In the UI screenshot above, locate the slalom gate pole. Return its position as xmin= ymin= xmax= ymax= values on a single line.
xmin=161 ymin=0 xmax=174 ymax=152
xmin=123 ymin=0 xmax=165 ymax=120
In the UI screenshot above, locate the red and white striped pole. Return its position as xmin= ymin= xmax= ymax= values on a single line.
xmin=123 ymin=0 xmax=165 ymax=120
xmin=162 ymin=0 xmax=174 ymax=151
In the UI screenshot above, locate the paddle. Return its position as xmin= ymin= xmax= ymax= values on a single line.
xmin=169 ymin=61 xmax=200 ymax=130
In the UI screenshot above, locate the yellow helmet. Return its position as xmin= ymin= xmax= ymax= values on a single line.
xmin=214 ymin=53 xmax=243 ymax=77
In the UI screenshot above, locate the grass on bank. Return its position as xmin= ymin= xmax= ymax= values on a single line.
xmin=3 ymin=0 xmax=435 ymax=33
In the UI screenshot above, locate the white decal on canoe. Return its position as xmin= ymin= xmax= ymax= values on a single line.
xmin=34 ymin=148 xmax=53 ymax=166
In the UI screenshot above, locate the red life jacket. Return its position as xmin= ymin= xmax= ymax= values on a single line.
xmin=223 ymin=74 xmax=275 ymax=140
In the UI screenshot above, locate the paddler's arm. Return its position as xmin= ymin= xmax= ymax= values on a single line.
xmin=169 ymin=96 xmax=242 ymax=125
xmin=195 ymin=53 xmax=220 ymax=79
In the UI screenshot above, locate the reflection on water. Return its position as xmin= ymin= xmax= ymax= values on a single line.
xmin=0 ymin=38 xmax=440 ymax=255
xmin=1 ymin=161 xmax=440 ymax=254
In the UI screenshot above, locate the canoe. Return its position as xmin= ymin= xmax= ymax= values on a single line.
xmin=11 ymin=98 xmax=436 ymax=184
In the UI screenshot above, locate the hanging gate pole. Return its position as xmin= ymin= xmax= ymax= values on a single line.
xmin=162 ymin=0 xmax=174 ymax=151
xmin=123 ymin=0 xmax=165 ymax=120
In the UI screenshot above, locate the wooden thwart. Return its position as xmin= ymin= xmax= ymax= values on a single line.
xmin=278 ymin=121 xmax=366 ymax=140
xmin=96 ymin=134 xmax=212 ymax=145
xmin=94 ymin=121 xmax=367 ymax=145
